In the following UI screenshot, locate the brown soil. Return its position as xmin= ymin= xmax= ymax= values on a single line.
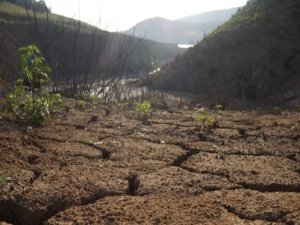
xmin=0 ymin=100 xmax=299 ymax=225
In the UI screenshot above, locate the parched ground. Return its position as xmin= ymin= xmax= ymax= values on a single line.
xmin=0 ymin=99 xmax=299 ymax=225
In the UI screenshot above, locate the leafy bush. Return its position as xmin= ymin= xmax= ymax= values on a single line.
xmin=90 ymin=95 xmax=101 ymax=105
xmin=195 ymin=107 xmax=217 ymax=131
xmin=135 ymin=100 xmax=152 ymax=123
xmin=0 ymin=176 xmax=5 ymax=188
xmin=216 ymin=104 xmax=223 ymax=111
xmin=5 ymin=45 xmax=62 ymax=125
xmin=74 ymin=93 xmax=102 ymax=108
xmin=75 ymin=99 xmax=87 ymax=108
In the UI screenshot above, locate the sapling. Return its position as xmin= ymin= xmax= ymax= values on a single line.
xmin=0 ymin=176 xmax=5 ymax=188
xmin=5 ymin=45 xmax=62 ymax=125
xmin=195 ymin=107 xmax=217 ymax=131
xmin=75 ymin=99 xmax=87 ymax=109
xmin=216 ymin=104 xmax=223 ymax=112
xmin=135 ymin=100 xmax=152 ymax=124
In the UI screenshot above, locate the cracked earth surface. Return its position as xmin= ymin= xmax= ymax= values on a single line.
xmin=0 ymin=99 xmax=299 ymax=225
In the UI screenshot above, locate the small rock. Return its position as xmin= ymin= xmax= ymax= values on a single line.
xmin=93 ymin=141 xmax=104 ymax=146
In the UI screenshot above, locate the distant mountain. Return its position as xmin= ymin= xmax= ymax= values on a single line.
xmin=153 ymin=0 xmax=300 ymax=107
xmin=127 ymin=17 xmax=207 ymax=44
xmin=176 ymin=7 xmax=239 ymax=24
xmin=126 ymin=8 xmax=238 ymax=44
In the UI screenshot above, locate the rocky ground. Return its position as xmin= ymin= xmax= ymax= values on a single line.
xmin=0 ymin=99 xmax=299 ymax=225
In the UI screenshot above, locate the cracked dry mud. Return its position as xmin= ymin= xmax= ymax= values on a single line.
xmin=0 ymin=100 xmax=299 ymax=225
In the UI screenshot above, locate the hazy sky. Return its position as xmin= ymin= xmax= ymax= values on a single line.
xmin=44 ymin=0 xmax=248 ymax=31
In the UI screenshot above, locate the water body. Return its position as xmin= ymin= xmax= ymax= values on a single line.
xmin=178 ymin=44 xmax=194 ymax=48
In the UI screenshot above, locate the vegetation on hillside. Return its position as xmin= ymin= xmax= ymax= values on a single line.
xmin=0 ymin=0 xmax=181 ymax=99
xmin=4 ymin=0 xmax=49 ymax=13
xmin=154 ymin=0 xmax=300 ymax=107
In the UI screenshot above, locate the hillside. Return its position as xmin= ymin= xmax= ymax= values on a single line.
xmin=154 ymin=0 xmax=300 ymax=107
xmin=125 ymin=8 xmax=238 ymax=44
xmin=177 ymin=7 xmax=238 ymax=24
xmin=0 ymin=1 xmax=181 ymax=83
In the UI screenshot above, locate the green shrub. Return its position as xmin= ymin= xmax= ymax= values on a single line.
xmin=75 ymin=99 xmax=87 ymax=108
xmin=90 ymin=94 xmax=101 ymax=105
xmin=195 ymin=107 xmax=217 ymax=131
xmin=0 ymin=176 xmax=5 ymax=188
xmin=75 ymin=94 xmax=101 ymax=107
xmin=216 ymin=104 xmax=223 ymax=111
xmin=135 ymin=100 xmax=152 ymax=123
xmin=5 ymin=45 xmax=62 ymax=125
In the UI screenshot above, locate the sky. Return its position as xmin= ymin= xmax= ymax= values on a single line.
xmin=44 ymin=0 xmax=249 ymax=31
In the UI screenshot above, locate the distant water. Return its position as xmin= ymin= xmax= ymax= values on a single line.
xmin=178 ymin=44 xmax=193 ymax=49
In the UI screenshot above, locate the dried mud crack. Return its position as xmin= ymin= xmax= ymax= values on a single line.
xmin=235 ymin=182 xmax=300 ymax=193
xmin=39 ymin=191 xmax=124 ymax=225
xmin=1 ymin=105 xmax=300 ymax=225
xmin=33 ymin=134 xmax=112 ymax=160
xmin=171 ymin=147 xmax=199 ymax=167
xmin=0 ymin=190 xmax=124 ymax=225
xmin=223 ymin=204 xmax=288 ymax=222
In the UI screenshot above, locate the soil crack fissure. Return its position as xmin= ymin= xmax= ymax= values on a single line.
xmin=40 ymin=191 xmax=124 ymax=225
xmin=34 ymin=134 xmax=111 ymax=160
xmin=171 ymin=142 xmax=200 ymax=167
xmin=223 ymin=204 xmax=288 ymax=222
xmin=235 ymin=182 xmax=300 ymax=193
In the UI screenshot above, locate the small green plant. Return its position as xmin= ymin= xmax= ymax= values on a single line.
xmin=5 ymin=45 xmax=62 ymax=125
xmin=0 ymin=176 xmax=5 ymax=188
xmin=195 ymin=107 xmax=217 ymax=131
xmin=135 ymin=100 xmax=152 ymax=123
xmin=75 ymin=93 xmax=101 ymax=105
xmin=216 ymin=104 xmax=223 ymax=111
xmin=90 ymin=94 xmax=101 ymax=105
xmin=75 ymin=99 xmax=87 ymax=108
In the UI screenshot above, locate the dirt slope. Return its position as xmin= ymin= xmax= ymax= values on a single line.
xmin=0 ymin=100 xmax=299 ymax=225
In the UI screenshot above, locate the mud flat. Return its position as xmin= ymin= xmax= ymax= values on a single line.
xmin=0 ymin=100 xmax=299 ymax=225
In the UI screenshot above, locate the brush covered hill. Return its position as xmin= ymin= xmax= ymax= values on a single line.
xmin=154 ymin=0 xmax=300 ymax=107
xmin=0 ymin=0 xmax=181 ymax=83
xmin=177 ymin=7 xmax=238 ymax=24
xmin=125 ymin=8 xmax=238 ymax=44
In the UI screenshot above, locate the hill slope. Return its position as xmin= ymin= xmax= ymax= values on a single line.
xmin=126 ymin=8 xmax=238 ymax=44
xmin=155 ymin=0 xmax=300 ymax=107
xmin=0 ymin=1 xmax=181 ymax=83
xmin=176 ymin=7 xmax=238 ymax=24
